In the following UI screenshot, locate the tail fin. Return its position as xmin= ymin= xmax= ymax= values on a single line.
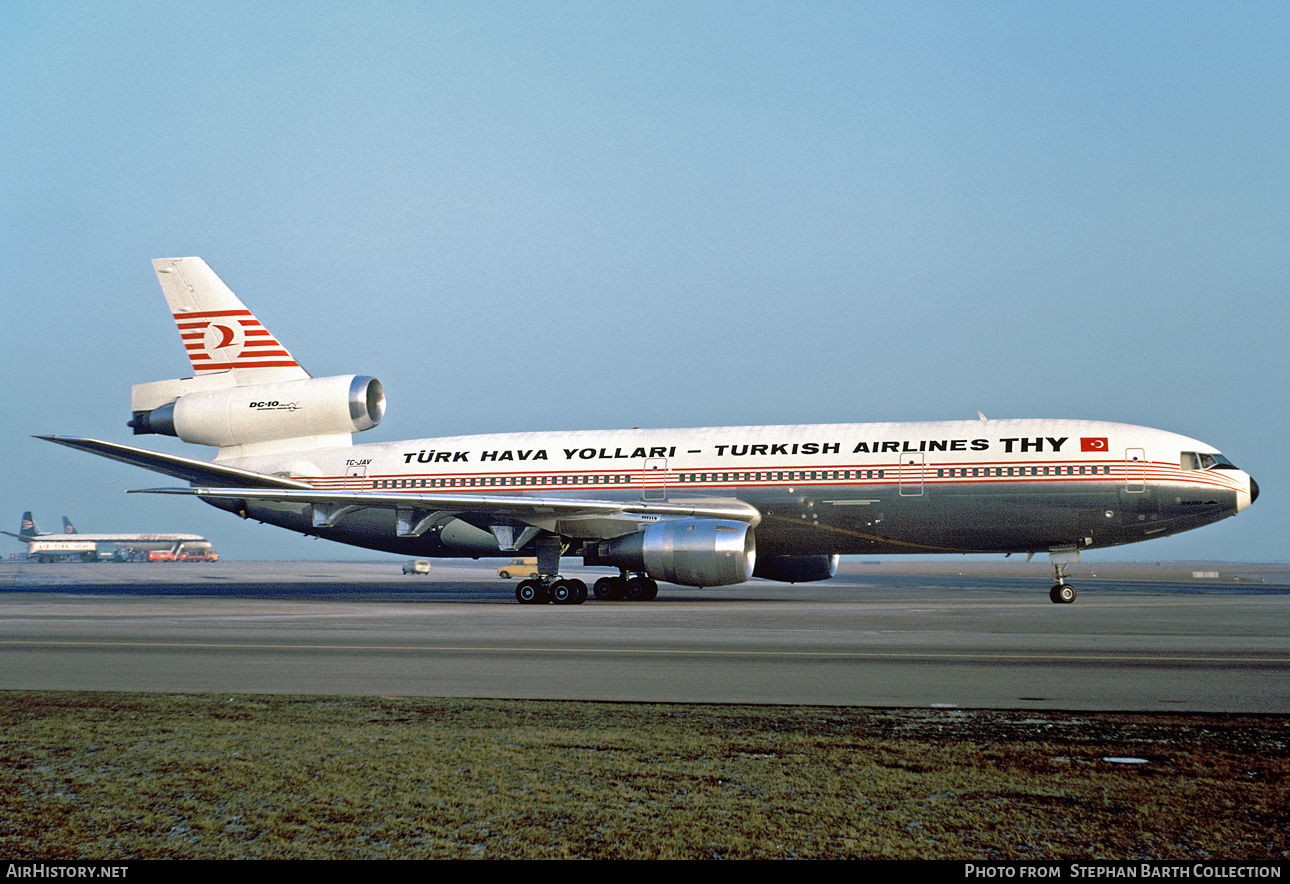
xmin=61 ymin=516 xmax=77 ymax=534
xmin=20 ymin=512 xmax=40 ymax=539
xmin=152 ymin=258 xmax=309 ymax=382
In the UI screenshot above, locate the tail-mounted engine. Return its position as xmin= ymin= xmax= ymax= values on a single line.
xmin=129 ymin=374 xmax=385 ymax=448
xmin=585 ymin=519 xmax=756 ymax=586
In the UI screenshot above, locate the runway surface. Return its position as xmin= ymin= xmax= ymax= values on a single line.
xmin=2 ymin=560 xmax=1288 ymax=711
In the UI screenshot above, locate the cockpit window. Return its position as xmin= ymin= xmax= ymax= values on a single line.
xmin=1181 ymin=451 xmax=1240 ymax=471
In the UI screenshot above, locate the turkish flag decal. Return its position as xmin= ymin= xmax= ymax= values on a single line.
xmin=1081 ymin=437 xmax=1109 ymax=452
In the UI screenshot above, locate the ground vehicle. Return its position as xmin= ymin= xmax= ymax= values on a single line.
xmin=498 ymin=558 xmax=539 ymax=579
xmin=177 ymin=549 xmax=220 ymax=562
xmin=402 ymin=559 xmax=431 ymax=575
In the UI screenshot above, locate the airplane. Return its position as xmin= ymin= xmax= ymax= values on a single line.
xmin=41 ymin=257 xmax=1258 ymax=603
xmin=4 ymin=510 xmax=211 ymax=562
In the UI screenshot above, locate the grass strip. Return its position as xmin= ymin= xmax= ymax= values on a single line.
xmin=1 ymin=692 xmax=1286 ymax=859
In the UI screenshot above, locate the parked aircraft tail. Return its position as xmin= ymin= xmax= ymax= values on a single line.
xmin=2 ymin=511 xmax=43 ymax=542
xmin=62 ymin=516 xmax=77 ymax=534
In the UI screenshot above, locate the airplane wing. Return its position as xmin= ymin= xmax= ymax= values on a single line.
xmin=36 ymin=436 xmax=313 ymax=490
xmin=129 ymin=486 xmax=762 ymax=539
xmin=36 ymin=436 xmax=760 ymax=542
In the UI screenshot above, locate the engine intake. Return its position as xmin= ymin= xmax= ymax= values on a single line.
xmin=129 ymin=375 xmax=385 ymax=447
xmin=587 ymin=519 xmax=756 ymax=586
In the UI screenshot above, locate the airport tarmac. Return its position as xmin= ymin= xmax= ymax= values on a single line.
xmin=1 ymin=559 xmax=1288 ymax=712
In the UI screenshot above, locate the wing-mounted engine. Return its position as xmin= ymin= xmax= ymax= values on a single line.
xmin=128 ymin=374 xmax=385 ymax=449
xmin=585 ymin=518 xmax=756 ymax=586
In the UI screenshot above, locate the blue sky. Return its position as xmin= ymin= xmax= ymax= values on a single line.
xmin=2 ymin=1 xmax=1286 ymax=562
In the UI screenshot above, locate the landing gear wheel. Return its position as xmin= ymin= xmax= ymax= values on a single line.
xmin=594 ymin=576 xmax=625 ymax=601
xmin=624 ymin=576 xmax=658 ymax=601
xmin=550 ymin=580 xmax=573 ymax=604
xmin=1050 ymin=583 xmax=1076 ymax=604
xmin=516 ymin=579 xmax=543 ymax=604
xmin=551 ymin=579 xmax=587 ymax=605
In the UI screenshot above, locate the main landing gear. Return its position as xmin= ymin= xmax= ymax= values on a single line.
xmin=513 ymin=573 xmax=659 ymax=604
xmin=510 ymin=537 xmax=659 ymax=605
xmin=592 ymin=573 xmax=659 ymax=602
xmin=513 ymin=534 xmax=589 ymax=605
xmin=515 ymin=577 xmax=588 ymax=605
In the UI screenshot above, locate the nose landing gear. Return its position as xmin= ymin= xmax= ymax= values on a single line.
xmin=1049 ymin=555 xmax=1077 ymax=604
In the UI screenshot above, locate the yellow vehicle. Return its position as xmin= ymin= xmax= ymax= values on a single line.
xmin=498 ymin=558 xmax=538 ymax=579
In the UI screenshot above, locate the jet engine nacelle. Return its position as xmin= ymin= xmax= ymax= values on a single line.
xmin=588 ymin=519 xmax=756 ymax=586
xmin=129 ymin=375 xmax=386 ymax=447
xmin=752 ymin=554 xmax=839 ymax=583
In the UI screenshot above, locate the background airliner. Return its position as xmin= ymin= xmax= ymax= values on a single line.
xmin=5 ymin=511 xmax=211 ymax=562
xmin=43 ymin=258 xmax=1258 ymax=604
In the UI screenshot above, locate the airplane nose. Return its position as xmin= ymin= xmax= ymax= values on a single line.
xmin=1237 ymin=475 xmax=1259 ymax=513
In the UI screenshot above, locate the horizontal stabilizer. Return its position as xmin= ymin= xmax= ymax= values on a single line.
xmin=36 ymin=436 xmax=312 ymax=490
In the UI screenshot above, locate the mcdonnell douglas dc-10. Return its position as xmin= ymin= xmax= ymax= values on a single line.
xmin=43 ymin=258 xmax=1258 ymax=604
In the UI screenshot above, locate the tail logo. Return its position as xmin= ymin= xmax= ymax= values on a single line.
xmin=210 ymin=324 xmax=238 ymax=349
xmin=175 ymin=310 xmax=300 ymax=373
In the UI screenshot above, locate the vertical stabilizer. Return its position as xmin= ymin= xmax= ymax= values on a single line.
xmin=62 ymin=517 xmax=77 ymax=535
xmin=20 ymin=512 xmax=40 ymax=539
xmin=152 ymin=258 xmax=310 ymax=384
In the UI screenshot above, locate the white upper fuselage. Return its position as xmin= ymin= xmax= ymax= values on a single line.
xmin=214 ymin=417 xmax=1253 ymax=558
xmin=230 ymin=418 xmax=1245 ymax=501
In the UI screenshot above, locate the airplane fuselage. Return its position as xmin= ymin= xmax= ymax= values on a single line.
xmin=34 ymin=534 xmax=209 ymax=553
xmin=219 ymin=418 xmax=1255 ymax=560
